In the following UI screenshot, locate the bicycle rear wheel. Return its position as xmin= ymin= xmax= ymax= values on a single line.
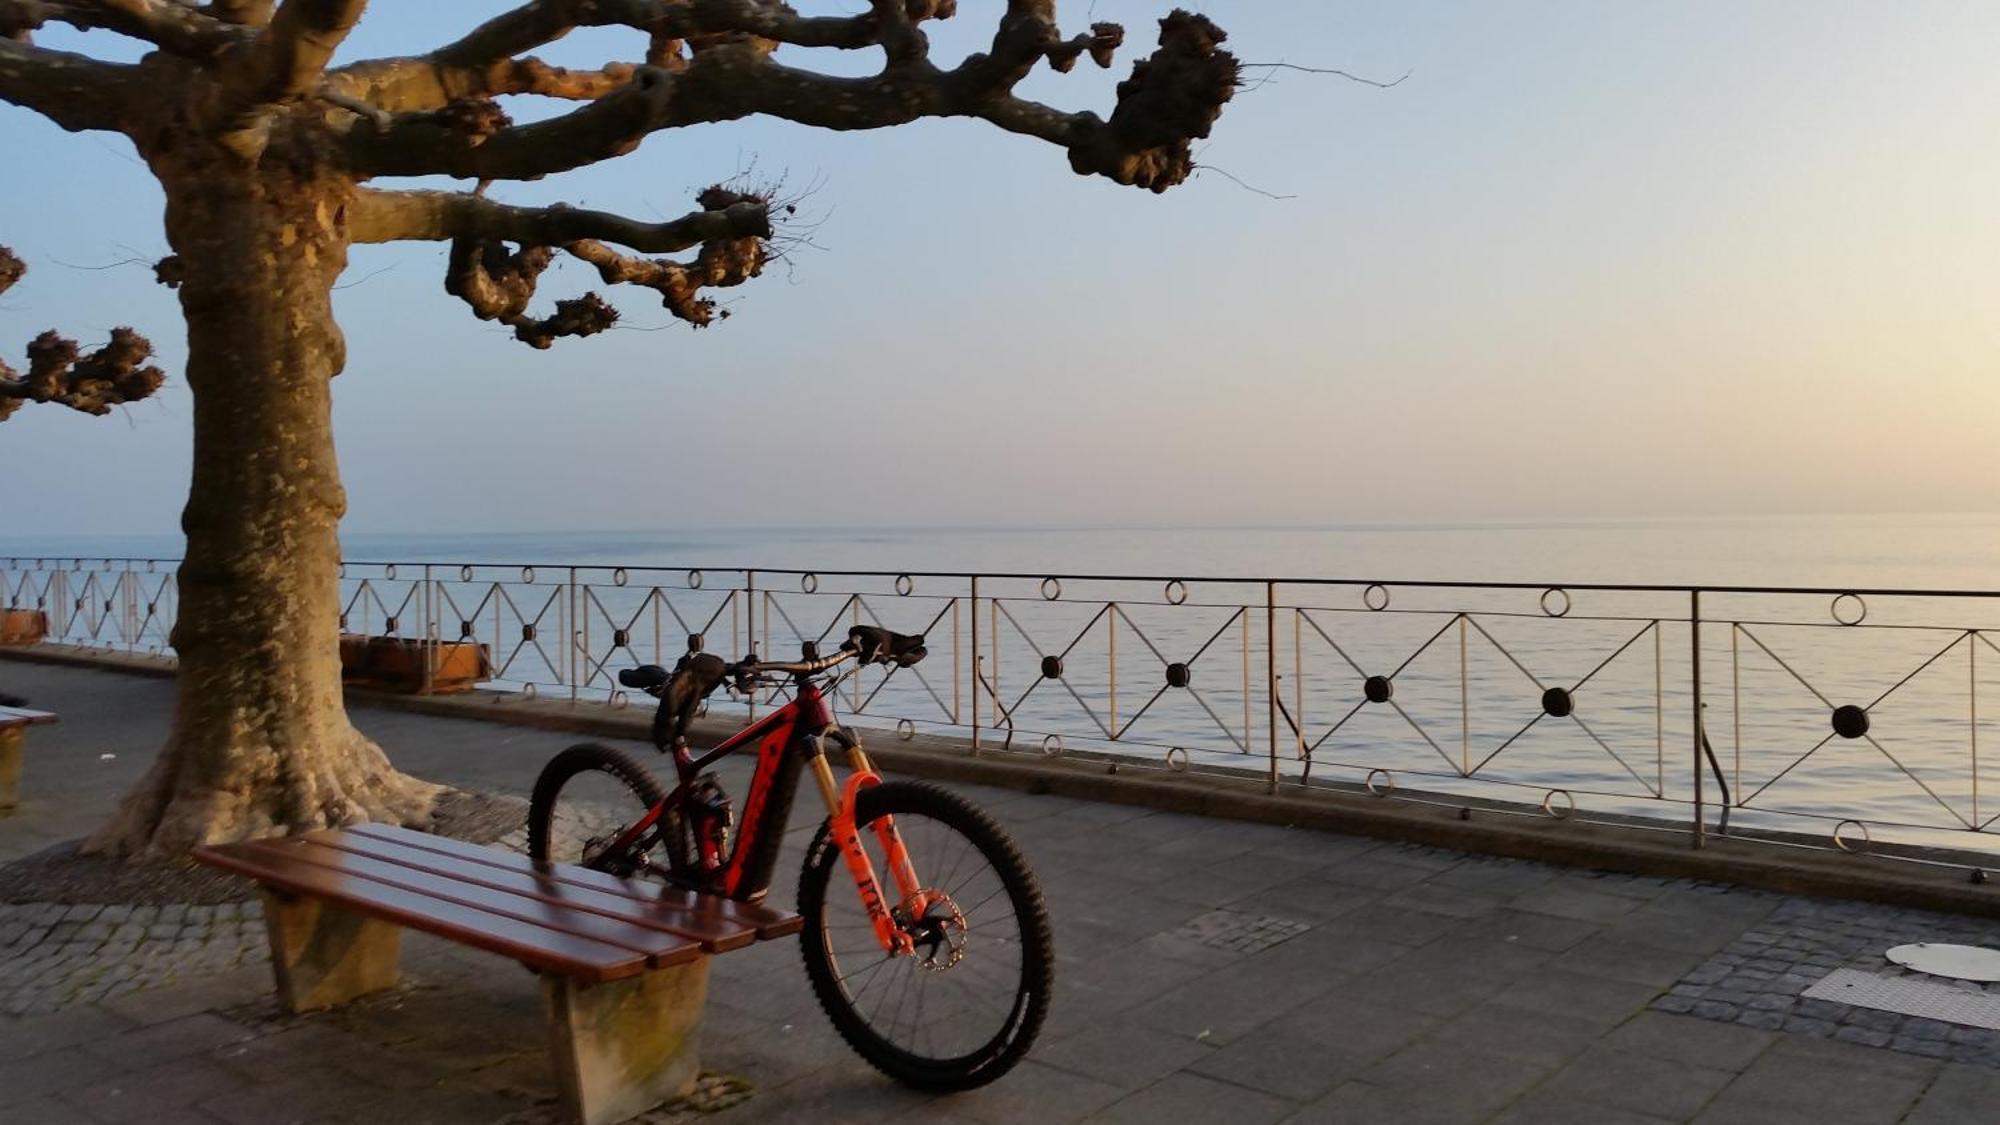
xmin=798 ymin=780 xmax=1053 ymax=1091
xmin=526 ymin=742 xmax=688 ymax=875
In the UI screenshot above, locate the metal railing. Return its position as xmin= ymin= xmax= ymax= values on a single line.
xmin=10 ymin=555 xmax=2000 ymax=867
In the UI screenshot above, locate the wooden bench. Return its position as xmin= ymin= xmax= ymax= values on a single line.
xmin=0 ymin=705 xmax=57 ymax=811
xmin=194 ymin=824 xmax=801 ymax=1125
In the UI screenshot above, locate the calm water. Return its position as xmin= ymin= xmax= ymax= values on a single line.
xmin=13 ymin=515 xmax=2000 ymax=852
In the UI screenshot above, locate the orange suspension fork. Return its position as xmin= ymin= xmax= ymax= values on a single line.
xmin=811 ymin=739 xmax=924 ymax=954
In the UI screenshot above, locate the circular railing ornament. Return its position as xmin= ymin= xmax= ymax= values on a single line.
xmin=1164 ymin=580 xmax=1188 ymax=606
xmin=1541 ymin=587 xmax=1572 ymax=618
xmin=1166 ymin=747 xmax=1191 ymax=772
xmin=1541 ymin=789 xmax=1576 ymax=819
xmin=460 ymin=565 xmax=474 ymax=582
xmin=1363 ymin=584 xmax=1391 ymax=612
xmin=1041 ymin=733 xmax=1063 ymax=757
xmin=1364 ymin=768 xmax=1396 ymax=797
xmin=896 ymin=719 xmax=916 ymax=741
xmin=1832 ymin=593 xmax=1868 ymax=626
xmin=519 ymin=683 xmax=538 ymax=701
xmin=687 ymin=569 xmax=704 ymax=589
xmin=521 ymin=567 xmax=536 ymax=584
xmin=1165 ymin=662 xmax=1192 ymax=688
xmin=1833 ymin=819 xmax=1872 ymax=854
xmin=612 ymin=568 xmax=628 ymax=587
xmin=1363 ymin=675 xmax=1394 ymax=704
xmin=1541 ymin=686 xmax=1575 ymax=718
xmin=384 ymin=564 xmax=398 ymax=581
xmin=609 ymin=691 xmax=629 ymax=711
xmin=1041 ymin=577 xmax=1062 ymax=601
xmin=895 ymin=574 xmax=914 ymax=597
xmin=1040 ymin=655 xmax=1065 ymax=680
xmin=1832 ymin=704 xmax=1871 ymax=740
xmin=801 ymin=573 xmax=819 ymax=594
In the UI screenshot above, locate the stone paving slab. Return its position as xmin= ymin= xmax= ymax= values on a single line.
xmin=2 ymin=660 xmax=1999 ymax=1123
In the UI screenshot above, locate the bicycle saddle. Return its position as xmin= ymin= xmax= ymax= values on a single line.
xmin=618 ymin=664 xmax=669 ymax=691
xmin=848 ymin=625 xmax=927 ymax=667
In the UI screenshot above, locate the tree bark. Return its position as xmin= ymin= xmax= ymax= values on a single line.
xmin=87 ymin=160 xmax=441 ymax=860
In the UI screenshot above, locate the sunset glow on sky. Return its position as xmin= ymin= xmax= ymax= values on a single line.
xmin=3 ymin=2 xmax=1997 ymax=535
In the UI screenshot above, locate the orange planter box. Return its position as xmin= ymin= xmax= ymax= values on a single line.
xmin=0 ymin=610 xmax=47 ymax=647
xmin=339 ymin=634 xmax=491 ymax=695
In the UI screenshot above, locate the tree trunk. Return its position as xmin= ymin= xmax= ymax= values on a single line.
xmin=88 ymin=162 xmax=441 ymax=860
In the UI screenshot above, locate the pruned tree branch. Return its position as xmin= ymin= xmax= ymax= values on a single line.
xmin=0 ymin=0 xmax=246 ymax=59
xmin=366 ymin=184 xmax=773 ymax=348
xmin=242 ymin=0 xmax=366 ymax=103
xmin=0 ymin=245 xmax=166 ymax=421
xmin=350 ymin=187 xmax=770 ymax=252
xmin=0 ymin=36 xmax=143 ymax=133
xmin=342 ymin=9 xmax=1237 ymax=194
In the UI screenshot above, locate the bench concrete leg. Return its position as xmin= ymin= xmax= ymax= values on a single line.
xmin=0 ymin=728 xmax=20 ymax=812
xmin=543 ymin=957 xmax=711 ymax=1125
xmin=260 ymin=888 xmax=403 ymax=1012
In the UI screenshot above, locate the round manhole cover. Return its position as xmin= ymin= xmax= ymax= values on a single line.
xmin=1886 ymin=942 xmax=2000 ymax=983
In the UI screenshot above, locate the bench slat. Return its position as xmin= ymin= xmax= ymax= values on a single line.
xmin=194 ymin=842 xmax=653 ymax=982
xmin=310 ymin=830 xmax=757 ymax=953
xmin=0 ymin=706 xmax=57 ymax=728
xmin=263 ymin=839 xmax=706 ymax=968
xmin=348 ymin=823 xmax=803 ymax=939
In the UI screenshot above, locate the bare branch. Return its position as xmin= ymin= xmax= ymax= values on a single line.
xmin=350 ymin=188 xmax=770 ymax=251
xmin=0 ymin=36 xmax=143 ymax=133
xmin=344 ymin=10 xmax=1236 ymax=193
xmin=241 ymin=0 xmax=365 ymax=103
xmin=1238 ymin=61 xmax=1409 ymax=88
xmin=0 ymin=0 xmax=245 ymax=58
xmin=372 ymin=184 xmax=772 ymax=348
xmin=0 ymin=246 xmax=166 ymax=422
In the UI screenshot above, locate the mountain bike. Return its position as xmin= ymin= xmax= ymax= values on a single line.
xmin=526 ymin=626 xmax=1053 ymax=1091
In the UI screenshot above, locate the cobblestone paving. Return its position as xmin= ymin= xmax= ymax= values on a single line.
xmin=1655 ymin=893 xmax=2000 ymax=1065
xmin=0 ymin=900 xmax=266 ymax=1017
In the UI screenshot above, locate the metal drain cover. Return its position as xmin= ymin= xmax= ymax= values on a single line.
xmin=1887 ymin=943 xmax=2000 ymax=983
xmin=1804 ymin=968 xmax=2000 ymax=1030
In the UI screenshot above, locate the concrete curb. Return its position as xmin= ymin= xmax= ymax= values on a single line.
xmin=10 ymin=643 xmax=2000 ymax=917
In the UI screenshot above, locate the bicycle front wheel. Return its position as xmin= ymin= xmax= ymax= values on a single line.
xmin=798 ymin=780 xmax=1053 ymax=1091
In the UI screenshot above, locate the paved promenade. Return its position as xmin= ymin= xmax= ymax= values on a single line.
xmin=2 ymin=661 xmax=1998 ymax=1123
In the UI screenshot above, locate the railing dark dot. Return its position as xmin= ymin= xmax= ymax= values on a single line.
xmin=1166 ymin=662 xmax=1192 ymax=688
xmin=521 ymin=624 xmax=536 ymax=641
xmin=1832 ymin=705 xmax=1870 ymax=739
xmin=1364 ymin=675 xmax=1394 ymax=704
xmin=1541 ymin=687 xmax=1574 ymax=718
xmin=1041 ymin=655 xmax=1064 ymax=680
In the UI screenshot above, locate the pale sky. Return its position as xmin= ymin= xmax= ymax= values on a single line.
xmin=3 ymin=2 xmax=1998 ymax=537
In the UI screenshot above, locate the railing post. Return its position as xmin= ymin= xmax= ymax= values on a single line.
xmin=1691 ymin=588 xmax=1705 ymax=849
xmin=744 ymin=571 xmax=756 ymax=723
xmin=569 ymin=566 xmax=580 ymax=704
xmin=421 ymin=564 xmax=434 ymax=696
xmin=969 ymin=575 xmax=982 ymax=756
xmin=1267 ymin=580 xmax=1279 ymax=795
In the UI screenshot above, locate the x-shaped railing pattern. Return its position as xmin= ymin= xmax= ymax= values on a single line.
xmin=1731 ymin=624 xmax=1992 ymax=830
xmin=981 ymin=600 xmax=1250 ymax=752
xmin=1290 ymin=609 xmax=1665 ymax=796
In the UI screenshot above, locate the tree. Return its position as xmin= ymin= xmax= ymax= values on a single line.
xmin=0 ymin=0 xmax=1238 ymax=859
